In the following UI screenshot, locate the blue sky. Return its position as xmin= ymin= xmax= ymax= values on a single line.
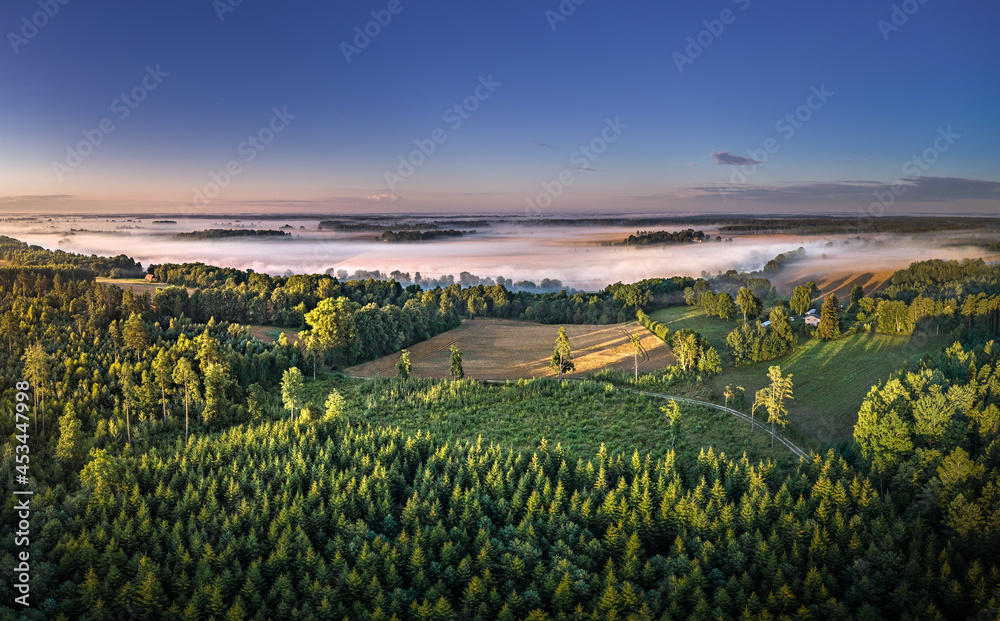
xmin=1 ymin=0 xmax=998 ymax=214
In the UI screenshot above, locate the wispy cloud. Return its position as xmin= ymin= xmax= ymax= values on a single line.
xmin=0 ymin=194 xmax=74 ymax=203
xmin=365 ymin=193 xmax=401 ymax=203
xmin=690 ymin=177 xmax=1000 ymax=202
xmin=711 ymin=151 xmax=764 ymax=166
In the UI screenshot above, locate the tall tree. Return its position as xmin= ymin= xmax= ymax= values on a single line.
xmin=550 ymin=326 xmax=575 ymax=378
xmin=1 ymin=311 xmax=16 ymax=355
xmin=755 ymin=366 xmax=794 ymax=447
xmin=850 ymin=283 xmax=865 ymax=308
xmin=23 ymin=343 xmax=49 ymax=434
xmin=661 ymin=400 xmax=682 ymax=447
xmin=108 ymin=320 xmax=123 ymax=359
xmin=449 ymin=346 xmax=464 ymax=379
xmin=304 ymin=297 xmax=359 ymax=356
xmin=56 ymin=403 xmax=84 ymax=466
xmin=300 ymin=331 xmax=323 ymax=379
xmin=715 ymin=292 xmax=736 ymax=320
xmin=202 ymin=362 xmax=231 ymax=425
xmin=281 ymin=367 xmax=305 ymax=422
xmin=247 ymin=383 xmax=267 ymax=420
xmin=397 ymin=350 xmax=412 ymax=379
xmin=623 ymin=329 xmax=648 ymax=380
xmin=121 ymin=363 xmax=135 ymax=445
xmin=324 ymin=390 xmax=346 ymax=423
xmin=123 ymin=312 xmax=149 ymax=360
xmin=790 ymin=286 xmax=812 ymax=317
xmin=152 ymin=350 xmax=172 ymax=424
xmin=172 ymin=358 xmax=200 ymax=442
xmin=737 ymin=287 xmax=763 ymax=324
xmin=818 ymin=295 xmax=841 ymax=340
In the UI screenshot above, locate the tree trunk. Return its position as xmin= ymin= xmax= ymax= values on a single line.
xmin=126 ymin=405 xmax=132 ymax=445
xmin=184 ymin=387 xmax=189 ymax=443
xmin=161 ymin=384 xmax=167 ymax=424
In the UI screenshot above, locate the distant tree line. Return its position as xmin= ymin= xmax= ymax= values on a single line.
xmin=174 ymin=229 xmax=291 ymax=240
xmin=380 ymin=229 xmax=473 ymax=242
xmin=613 ymin=228 xmax=711 ymax=246
xmin=0 ymin=235 xmax=143 ymax=278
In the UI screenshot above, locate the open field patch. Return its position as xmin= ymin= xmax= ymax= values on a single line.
xmin=97 ymin=277 xmax=196 ymax=296
xmin=347 ymin=318 xmax=675 ymax=380
xmin=314 ymin=377 xmax=796 ymax=468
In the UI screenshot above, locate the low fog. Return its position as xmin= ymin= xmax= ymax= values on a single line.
xmin=1 ymin=216 xmax=995 ymax=292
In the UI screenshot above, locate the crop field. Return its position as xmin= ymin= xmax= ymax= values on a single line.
xmin=778 ymin=264 xmax=896 ymax=299
xmin=313 ymin=377 xmax=797 ymax=469
xmin=346 ymin=318 xmax=676 ymax=380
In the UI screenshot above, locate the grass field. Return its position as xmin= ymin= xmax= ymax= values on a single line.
xmin=97 ymin=277 xmax=196 ymax=296
xmin=249 ymin=324 xmax=302 ymax=347
xmin=310 ymin=377 xmax=796 ymax=470
xmin=347 ymin=318 xmax=676 ymax=380
xmin=648 ymin=305 xmax=946 ymax=446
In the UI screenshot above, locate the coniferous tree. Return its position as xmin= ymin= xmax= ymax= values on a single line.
xmin=123 ymin=312 xmax=149 ymax=360
xmin=550 ymin=326 xmax=575 ymax=378
xmin=818 ymin=295 xmax=841 ymax=340
xmin=152 ymin=349 xmax=173 ymax=424
xmin=397 ymin=350 xmax=412 ymax=379
xmin=449 ymin=346 xmax=464 ymax=379
xmin=172 ymin=358 xmax=200 ymax=442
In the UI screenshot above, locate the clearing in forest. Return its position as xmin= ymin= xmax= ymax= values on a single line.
xmin=347 ymin=318 xmax=675 ymax=380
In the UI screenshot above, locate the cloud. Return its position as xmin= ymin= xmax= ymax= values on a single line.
xmin=364 ymin=193 xmax=401 ymax=203
xmin=689 ymin=177 xmax=1000 ymax=203
xmin=532 ymin=140 xmax=553 ymax=148
xmin=0 ymin=194 xmax=74 ymax=203
xmin=711 ymin=151 xmax=765 ymax=166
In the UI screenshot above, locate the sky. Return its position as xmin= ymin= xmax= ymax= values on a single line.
xmin=1 ymin=0 xmax=998 ymax=215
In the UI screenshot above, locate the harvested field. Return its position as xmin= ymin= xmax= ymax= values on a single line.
xmin=777 ymin=265 xmax=896 ymax=299
xmin=347 ymin=319 xmax=675 ymax=380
